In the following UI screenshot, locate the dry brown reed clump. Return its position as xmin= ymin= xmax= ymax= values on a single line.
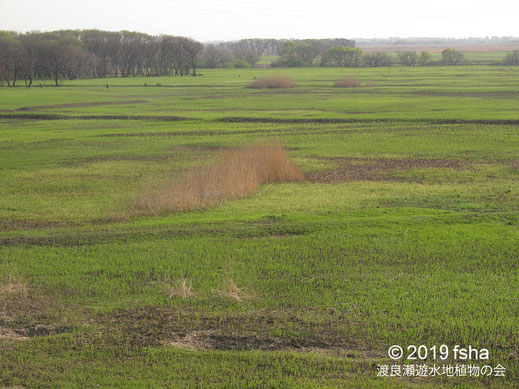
xmin=246 ymin=76 xmax=296 ymax=89
xmin=135 ymin=143 xmax=305 ymax=215
xmin=334 ymin=77 xmax=362 ymax=88
xmin=511 ymin=158 xmax=519 ymax=171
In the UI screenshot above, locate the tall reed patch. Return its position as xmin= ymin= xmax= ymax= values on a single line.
xmin=334 ymin=77 xmax=362 ymax=88
xmin=246 ymin=76 xmax=296 ymax=89
xmin=135 ymin=143 xmax=304 ymax=214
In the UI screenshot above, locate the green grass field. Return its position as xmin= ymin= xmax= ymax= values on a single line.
xmin=1 ymin=66 xmax=519 ymax=388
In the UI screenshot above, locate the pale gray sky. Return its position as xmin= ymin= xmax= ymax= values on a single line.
xmin=0 ymin=0 xmax=518 ymax=41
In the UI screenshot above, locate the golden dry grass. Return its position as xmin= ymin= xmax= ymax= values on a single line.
xmin=334 ymin=77 xmax=362 ymax=88
xmin=160 ymin=278 xmax=195 ymax=299
xmin=0 ymin=269 xmax=28 ymax=297
xmin=216 ymin=278 xmax=255 ymax=304
xmin=246 ymin=76 xmax=296 ymax=89
xmin=135 ymin=143 xmax=305 ymax=215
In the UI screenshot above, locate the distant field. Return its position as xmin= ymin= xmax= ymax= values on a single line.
xmin=359 ymin=43 xmax=519 ymax=53
xmin=1 ymin=66 xmax=519 ymax=387
xmin=357 ymin=44 xmax=519 ymax=65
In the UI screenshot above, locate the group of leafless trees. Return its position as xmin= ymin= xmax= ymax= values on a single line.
xmin=0 ymin=30 xmax=204 ymax=86
xmin=270 ymin=39 xmax=356 ymax=67
xmin=200 ymin=38 xmax=285 ymax=68
xmin=200 ymin=38 xmax=356 ymax=68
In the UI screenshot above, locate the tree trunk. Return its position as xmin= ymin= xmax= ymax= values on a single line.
xmin=12 ymin=68 xmax=18 ymax=87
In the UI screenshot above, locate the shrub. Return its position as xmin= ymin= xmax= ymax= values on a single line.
xmin=441 ymin=48 xmax=466 ymax=65
xmin=135 ymin=143 xmax=305 ymax=214
xmin=231 ymin=59 xmax=250 ymax=68
xmin=246 ymin=76 xmax=296 ymax=89
xmin=334 ymin=77 xmax=362 ymax=88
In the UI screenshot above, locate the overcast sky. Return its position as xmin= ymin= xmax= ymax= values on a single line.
xmin=1 ymin=0 xmax=518 ymax=41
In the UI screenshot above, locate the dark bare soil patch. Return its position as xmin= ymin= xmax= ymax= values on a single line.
xmin=97 ymin=127 xmax=360 ymax=139
xmin=0 ymin=218 xmax=75 ymax=232
xmin=0 ymin=113 xmax=189 ymax=121
xmin=219 ymin=117 xmax=519 ymax=125
xmin=0 ymin=324 xmax=70 ymax=340
xmin=61 ymin=145 xmax=226 ymax=167
xmin=101 ymin=307 xmax=374 ymax=356
xmin=0 ymin=285 xmax=78 ymax=342
xmin=307 ymin=157 xmax=467 ymax=183
xmin=168 ymin=144 xmax=224 ymax=152
xmin=0 ymin=220 xmax=310 ymax=247
xmin=97 ymin=127 xmax=292 ymax=138
xmin=60 ymin=153 xmax=186 ymax=167
xmin=16 ymin=100 xmax=149 ymax=112
xmin=408 ymin=90 xmax=519 ymax=99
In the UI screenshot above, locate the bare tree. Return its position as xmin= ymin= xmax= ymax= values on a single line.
xmin=180 ymin=38 xmax=203 ymax=76
xmin=229 ymin=39 xmax=265 ymax=67
xmin=418 ymin=51 xmax=432 ymax=66
xmin=294 ymin=41 xmax=322 ymax=65
xmin=397 ymin=51 xmax=418 ymax=66
xmin=504 ymin=51 xmax=519 ymax=66
xmin=0 ymin=32 xmax=30 ymax=86
xmin=441 ymin=48 xmax=465 ymax=65
xmin=202 ymin=44 xmax=233 ymax=68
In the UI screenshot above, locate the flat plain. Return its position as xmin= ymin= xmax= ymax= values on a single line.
xmin=1 ymin=65 xmax=519 ymax=388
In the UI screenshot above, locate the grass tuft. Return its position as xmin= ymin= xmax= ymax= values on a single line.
xmin=0 ymin=269 xmax=28 ymax=297
xmin=135 ymin=143 xmax=305 ymax=214
xmin=216 ymin=278 xmax=255 ymax=303
xmin=246 ymin=76 xmax=296 ymax=89
xmin=160 ymin=278 xmax=195 ymax=299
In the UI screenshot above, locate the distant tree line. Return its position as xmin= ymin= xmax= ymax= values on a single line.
xmin=201 ymin=42 xmax=519 ymax=69
xmin=0 ymin=29 xmax=204 ymax=86
xmin=1 ymin=30 xmax=519 ymax=86
xmin=270 ymin=46 xmax=519 ymax=67
xmin=272 ymin=46 xmax=468 ymax=67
